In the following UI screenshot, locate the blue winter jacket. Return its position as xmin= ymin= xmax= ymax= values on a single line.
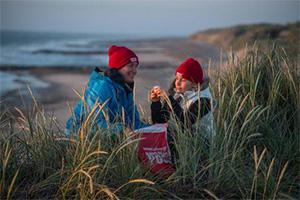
xmin=65 ymin=68 xmax=147 ymax=135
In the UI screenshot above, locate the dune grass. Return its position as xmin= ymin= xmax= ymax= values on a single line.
xmin=0 ymin=45 xmax=299 ymax=199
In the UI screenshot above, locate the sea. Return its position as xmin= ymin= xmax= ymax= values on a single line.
xmin=0 ymin=30 xmax=151 ymax=96
xmin=0 ymin=30 xmax=152 ymax=67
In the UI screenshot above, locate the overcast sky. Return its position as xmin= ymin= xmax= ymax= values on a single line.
xmin=1 ymin=0 xmax=299 ymax=36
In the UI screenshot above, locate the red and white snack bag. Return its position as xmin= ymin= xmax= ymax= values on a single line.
xmin=134 ymin=123 xmax=175 ymax=177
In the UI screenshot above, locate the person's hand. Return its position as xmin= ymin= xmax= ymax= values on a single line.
xmin=150 ymin=86 xmax=161 ymax=102
xmin=150 ymin=86 xmax=169 ymax=102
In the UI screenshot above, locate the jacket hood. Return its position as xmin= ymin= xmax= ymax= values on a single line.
xmin=89 ymin=68 xmax=134 ymax=94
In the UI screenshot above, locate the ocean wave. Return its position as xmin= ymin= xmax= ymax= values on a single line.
xmin=31 ymin=49 xmax=107 ymax=55
xmin=0 ymin=71 xmax=49 ymax=96
xmin=0 ymin=31 xmax=158 ymax=68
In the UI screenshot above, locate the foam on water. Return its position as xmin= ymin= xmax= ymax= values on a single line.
xmin=0 ymin=71 xmax=49 ymax=96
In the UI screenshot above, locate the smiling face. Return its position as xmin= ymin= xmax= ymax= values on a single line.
xmin=118 ymin=62 xmax=138 ymax=83
xmin=175 ymin=73 xmax=194 ymax=93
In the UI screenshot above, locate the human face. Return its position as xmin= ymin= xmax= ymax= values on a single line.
xmin=175 ymin=74 xmax=193 ymax=93
xmin=118 ymin=62 xmax=138 ymax=83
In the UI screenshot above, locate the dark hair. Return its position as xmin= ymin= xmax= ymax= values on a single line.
xmin=168 ymin=79 xmax=176 ymax=96
xmin=105 ymin=68 xmax=124 ymax=83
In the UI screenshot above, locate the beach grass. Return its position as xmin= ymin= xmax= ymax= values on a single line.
xmin=0 ymin=44 xmax=299 ymax=199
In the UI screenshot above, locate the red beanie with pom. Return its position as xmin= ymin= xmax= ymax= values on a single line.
xmin=175 ymin=58 xmax=204 ymax=84
xmin=108 ymin=45 xmax=139 ymax=69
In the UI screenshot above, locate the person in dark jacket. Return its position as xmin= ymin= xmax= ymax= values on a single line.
xmin=149 ymin=58 xmax=216 ymax=164
xmin=65 ymin=45 xmax=147 ymax=135
xmin=150 ymin=58 xmax=215 ymax=134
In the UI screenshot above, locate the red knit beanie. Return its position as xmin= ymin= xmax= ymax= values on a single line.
xmin=175 ymin=58 xmax=204 ymax=84
xmin=108 ymin=45 xmax=139 ymax=69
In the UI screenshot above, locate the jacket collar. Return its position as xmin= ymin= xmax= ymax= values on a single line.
xmin=173 ymin=86 xmax=212 ymax=110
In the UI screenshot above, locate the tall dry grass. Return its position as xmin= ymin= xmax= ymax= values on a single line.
xmin=0 ymin=45 xmax=299 ymax=199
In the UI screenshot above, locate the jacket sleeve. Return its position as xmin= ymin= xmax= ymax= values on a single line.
xmin=151 ymin=100 xmax=171 ymax=124
xmin=65 ymin=101 xmax=84 ymax=135
xmin=84 ymin=81 xmax=123 ymax=133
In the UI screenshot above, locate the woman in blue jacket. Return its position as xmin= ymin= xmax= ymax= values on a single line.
xmin=65 ymin=45 xmax=147 ymax=135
